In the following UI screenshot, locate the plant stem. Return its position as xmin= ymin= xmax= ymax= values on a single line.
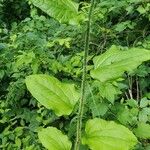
xmin=74 ymin=0 xmax=95 ymax=150
xmin=136 ymin=76 xmax=140 ymax=101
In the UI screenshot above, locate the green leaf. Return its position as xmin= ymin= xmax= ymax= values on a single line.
xmin=139 ymin=109 xmax=148 ymax=123
xmin=137 ymin=6 xmax=146 ymax=14
xmin=91 ymin=45 xmax=150 ymax=82
xmin=115 ymin=21 xmax=135 ymax=32
xmin=89 ymin=100 xmax=109 ymax=117
xmin=82 ymin=118 xmax=137 ymax=150
xmin=38 ymin=127 xmax=72 ymax=150
xmin=25 ymin=74 xmax=79 ymax=116
xmin=14 ymin=51 xmax=35 ymax=69
xmin=117 ymin=107 xmax=131 ymax=125
xmin=140 ymin=97 xmax=149 ymax=108
xmin=126 ymin=99 xmax=138 ymax=108
xmin=29 ymin=0 xmax=81 ymax=25
xmin=134 ymin=123 xmax=150 ymax=139
xmin=117 ymin=107 xmax=138 ymax=126
xmin=97 ymin=81 xmax=121 ymax=103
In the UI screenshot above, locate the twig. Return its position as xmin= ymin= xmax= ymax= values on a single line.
xmin=127 ymin=75 xmax=133 ymax=99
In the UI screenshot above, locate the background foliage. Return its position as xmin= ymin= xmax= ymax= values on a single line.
xmin=0 ymin=0 xmax=150 ymax=149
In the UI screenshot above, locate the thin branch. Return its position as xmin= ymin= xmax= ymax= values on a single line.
xmin=127 ymin=75 xmax=133 ymax=99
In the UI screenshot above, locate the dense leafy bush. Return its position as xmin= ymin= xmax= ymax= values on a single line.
xmin=0 ymin=0 xmax=150 ymax=149
xmin=0 ymin=0 xmax=30 ymax=28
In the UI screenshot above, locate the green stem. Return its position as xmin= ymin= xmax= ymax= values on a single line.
xmin=74 ymin=0 xmax=95 ymax=150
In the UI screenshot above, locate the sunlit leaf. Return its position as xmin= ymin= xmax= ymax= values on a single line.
xmin=25 ymin=74 xmax=79 ymax=116
xmin=38 ymin=127 xmax=72 ymax=150
xmin=82 ymin=118 xmax=138 ymax=150
xmin=29 ymin=0 xmax=82 ymax=25
xmin=91 ymin=45 xmax=150 ymax=82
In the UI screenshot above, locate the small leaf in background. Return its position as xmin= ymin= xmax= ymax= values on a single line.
xmin=140 ymin=97 xmax=149 ymax=108
xmin=82 ymin=118 xmax=137 ymax=150
xmin=14 ymin=51 xmax=35 ymax=70
xmin=134 ymin=123 xmax=150 ymax=139
xmin=137 ymin=6 xmax=146 ymax=14
xmin=117 ymin=107 xmax=131 ymax=125
xmin=47 ymin=38 xmax=72 ymax=48
xmin=89 ymin=101 xmax=109 ymax=117
xmin=97 ymin=81 xmax=121 ymax=103
xmin=25 ymin=74 xmax=80 ymax=116
xmin=126 ymin=99 xmax=138 ymax=108
xmin=38 ymin=127 xmax=72 ymax=150
xmin=115 ymin=21 xmax=136 ymax=32
xmin=139 ymin=110 xmax=148 ymax=123
xmin=126 ymin=6 xmax=134 ymax=14
xmin=117 ymin=107 xmax=138 ymax=126
xmin=87 ymin=83 xmax=109 ymax=117
xmin=142 ymin=107 xmax=150 ymax=115
xmin=0 ymin=70 xmax=5 ymax=79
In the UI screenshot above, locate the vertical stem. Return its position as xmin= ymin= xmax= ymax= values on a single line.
xmin=74 ymin=0 xmax=95 ymax=150
xmin=128 ymin=75 xmax=133 ymax=99
xmin=136 ymin=76 xmax=139 ymax=101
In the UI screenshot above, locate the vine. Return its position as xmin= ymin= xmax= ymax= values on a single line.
xmin=74 ymin=0 xmax=95 ymax=149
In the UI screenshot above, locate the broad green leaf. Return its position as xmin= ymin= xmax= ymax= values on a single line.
xmin=38 ymin=127 xmax=72 ymax=150
xmin=29 ymin=0 xmax=81 ymax=25
xmin=134 ymin=123 xmax=150 ymax=139
xmin=82 ymin=118 xmax=138 ymax=150
xmin=25 ymin=74 xmax=79 ymax=116
xmin=91 ymin=45 xmax=150 ymax=82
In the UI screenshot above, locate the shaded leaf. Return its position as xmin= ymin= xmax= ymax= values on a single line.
xmin=15 ymin=51 xmax=35 ymax=69
xmin=90 ymin=101 xmax=109 ymax=117
xmin=98 ymin=81 xmax=121 ymax=103
xmin=134 ymin=123 xmax=150 ymax=139
xmin=25 ymin=75 xmax=79 ymax=116
xmin=82 ymin=118 xmax=137 ymax=150
xmin=117 ymin=107 xmax=138 ymax=126
xmin=115 ymin=21 xmax=135 ymax=32
xmin=38 ymin=127 xmax=72 ymax=150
